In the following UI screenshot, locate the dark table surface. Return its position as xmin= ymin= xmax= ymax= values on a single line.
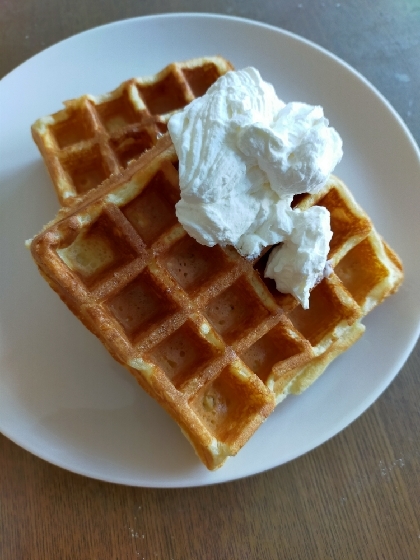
xmin=1 ymin=1 xmax=419 ymax=559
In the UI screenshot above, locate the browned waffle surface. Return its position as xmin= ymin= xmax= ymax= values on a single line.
xmin=31 ymin=56 xmax=233 ymax=207
xmin=250 ymin=174 xmax=403 ymax=401
xmin=29 ymin=135 xmax=403 ymax=468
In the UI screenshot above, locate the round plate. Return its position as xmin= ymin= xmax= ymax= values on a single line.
xmin=0 ymin=13 xmax=419 ymax=488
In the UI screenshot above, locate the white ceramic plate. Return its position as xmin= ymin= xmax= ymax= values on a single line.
xmin=0 ymin=14 xmax=419 ymax=488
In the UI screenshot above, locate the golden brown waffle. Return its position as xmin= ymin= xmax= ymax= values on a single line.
xmin=251 ymin=175 xmax=403 ymax=401
xmin=29 ymin=134 xmax=403 ymax=469
xmin=31 ymin=56 xmax=233 ymax=207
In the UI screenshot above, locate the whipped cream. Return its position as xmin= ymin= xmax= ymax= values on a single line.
xmin=168 ymin=67 xmax=343 ymax=308
xmin=265 ymin=206 xmax=333 ymax=309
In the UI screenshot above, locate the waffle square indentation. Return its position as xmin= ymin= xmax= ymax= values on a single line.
xmin=190 ymin=362 xmax=271 ymax=446
xmin=111 ymin=129 xmax=157 ymax=168
xmin=122 ymin=170 xmax=179 ymax=246
xmin=50 ymin=107 xmax=94 ymax=149
xmin=287 ymin=278 xmax=347 ymax=347
xmin=96 ymin=92 xmax=142 ymax=133
xmin=161 ymin=235 xmax=233 ymax=295
xmin=57 ymin=212 xmax=139 ymax=287
xmin=204 ymin=276 xmax=271 ymax=345
xmin=137 ymin=72 xmax=190 ymax=115
xmin=182 ymin=62 xmax=225 ymax=97
xmin=61 ymin=144 xmax=109 ymax=195
xmin=241 ymin=321 xmax=309 ymax=383
xmin=148 ymin=321 xmax=220 ymax=390
xmin=107 ymin=269 xmax=179 ymax=340
xmin=335 ymin=236 xmax=389 ymax=306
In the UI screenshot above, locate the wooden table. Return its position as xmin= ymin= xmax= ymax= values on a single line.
xmin=1 ymin=1 xmax=419 ymax=558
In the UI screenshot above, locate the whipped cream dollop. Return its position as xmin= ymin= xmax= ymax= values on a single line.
xmin=265 ymin=206 xmax=333 ymax=308
xmin=168 ymin=67 xmax=343 ymax=308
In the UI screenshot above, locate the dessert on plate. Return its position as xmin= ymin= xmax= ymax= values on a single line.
xmin=28 ymin=58 xmax=403 ymax=470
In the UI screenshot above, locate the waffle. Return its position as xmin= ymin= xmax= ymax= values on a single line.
xmin=29 ymin=134 xmax=403 ymax=469
xmin=252 ymin=176 xmax=403 ymax=401
xmin=31 ymin=56 xmax=233 ymax=207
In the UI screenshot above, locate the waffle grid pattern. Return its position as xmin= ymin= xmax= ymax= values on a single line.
xmin=251 ymin=177 xmax=403 ymax=397
xmin=30 ymin=135 xmax=403 ymax=469
xmin=31 ymin=56 xmax=233 ymax=206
